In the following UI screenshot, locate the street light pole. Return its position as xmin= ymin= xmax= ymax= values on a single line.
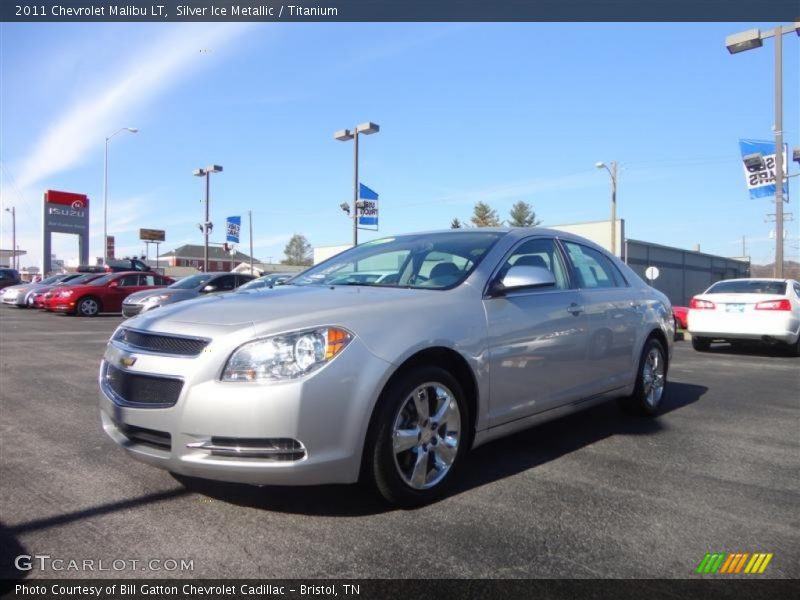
xmin=334 ymin=122 xmax=380 ymax=247
xmin=103 ymin=127 xmax=138 ymax=263
xmin=193 ymin=165 xmax=223 ymax=273
xmin=4 ymin=207 xmax=15 ymax=270
xmin=726 ymin=23 xmax=799 ymax=279
xmin=595 ymin=161 xmax=618 ymax=256
xmin=773 ymin=28 xmax=784 ymax=278
xmin=249 ymin=210 xmax=254 ymax=276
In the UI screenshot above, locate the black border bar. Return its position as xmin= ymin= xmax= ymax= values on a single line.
xmin=2 ymin=0 xmax=800 ymax=22
xmin=2 ymin=579 xmax=800 ymax=600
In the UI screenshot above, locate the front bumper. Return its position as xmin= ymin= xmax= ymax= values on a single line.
xmin=121 ymin=303 xmax=144 ymax=317
xmin=99 ymin=335 xmax=393 ymax=486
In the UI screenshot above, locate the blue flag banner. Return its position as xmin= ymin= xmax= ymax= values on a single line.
xmin=358 ymin=184 xmax=379 ymax=228
xmin=226 ymin=216 xmax=241 ymax=243
xmin=739 ymin=139 xmax=788 ymax=200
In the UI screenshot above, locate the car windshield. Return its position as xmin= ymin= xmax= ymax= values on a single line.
xmin=291 ymin=231 xmax=505 ymax=290
xmin=707 ymin=280 xmax=787 ymax=295
xmin=240 ymin=275 xmax=287 ymax=290
xmin=65 ymin=274 xmax=99 ymax=285
xmin=41 ymin=275 xmax=65 ymax=284
xmin=168 ymin=274 xmax=214 ymax=290
xmin=88 ymin=274 xmax=115 ymax=286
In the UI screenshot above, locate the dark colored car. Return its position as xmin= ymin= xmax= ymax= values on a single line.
xmin=47 ymin=271 xmax=173 ymax=316
xmin=121 ymin=272 xmax=255 ymax=317
xmin=77 ymin=258 xmax=151 ymax=274
xmin=0 ymin=268 xmax=21 ymax=290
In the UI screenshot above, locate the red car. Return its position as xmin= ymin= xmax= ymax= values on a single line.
xmin=672 ymin=306 xmax=689 ymax=330
xmin=46 ymin=271 xmax=173 ymax=316
xmin=34 ymin=273 xmax=106 ymax=308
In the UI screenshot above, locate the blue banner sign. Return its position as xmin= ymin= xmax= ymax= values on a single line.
xmin=358 ymin=183 xmax=379 ymax=229
xmin=739 ymin=139 xmax=788 ymax=199
xmin=226 ymin=216 xmax=241 ymax=243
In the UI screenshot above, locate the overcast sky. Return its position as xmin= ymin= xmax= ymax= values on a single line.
xmin=1 ymin=22 xmax=798 ymax=268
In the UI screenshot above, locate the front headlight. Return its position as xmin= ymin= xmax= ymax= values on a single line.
xmin=142 ymin=294 xmax=171 ymax=304
xmin=58 ymin=290 xmax=74 ymax=297
xmin=221 ymin=327 xmax=352 ymax=382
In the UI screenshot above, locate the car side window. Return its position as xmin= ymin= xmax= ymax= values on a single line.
xmin=562 ymin=242 xmax=624 ymax=289
xmin=119 ymin=275 xmax=140 ymax=287
xmin=498 ymin=238 xmax=569 ymax=290
xmin=141 ymin=275 xmax=157 ymax=286
xmin=215 ymin=275 xmax=237 ymax=291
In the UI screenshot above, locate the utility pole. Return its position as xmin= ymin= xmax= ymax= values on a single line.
xmin=4 ymin=207 xmax=15 ymax=270
xmin=595 ymin=160 xmax=618 ymax=255
xmin=773 ymin=27 xmax=784 ymax=278
xmin=249 ymin=210 xmax=254 ymax=276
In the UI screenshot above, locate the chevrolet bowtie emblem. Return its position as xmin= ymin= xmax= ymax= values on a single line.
xmin=120 ymin=356 xmax=137 ymax=368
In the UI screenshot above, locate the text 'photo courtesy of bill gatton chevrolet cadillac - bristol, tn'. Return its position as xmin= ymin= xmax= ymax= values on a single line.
xmin=100 ymin=228 xmax=674 ymax=506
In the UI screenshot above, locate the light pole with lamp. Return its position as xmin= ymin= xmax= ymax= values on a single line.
xmin=595 ymin=160 xmax=618 ymax=256
xmin=726 ymin=23 xmax=799 ymax=278
xmin=334 ymin=122 xmax=380 ymax=247
xmin=193 ymin=165 xmax=223 ymax=273
xmin=4 ymin=207 xmax=15 ymax=270
xmin=104 ymin=127 xmax=138 ymax=263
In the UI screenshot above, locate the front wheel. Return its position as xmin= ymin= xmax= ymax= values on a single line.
xmin=76 ymin=296 xmax=101 ymax=317
xmin=691 ymin=336 xmax=710 ymax=352
xmin=619 ymin=338 xmax=667 ymax=417
xmin=365 ymin=366 xmax=469 ymax=506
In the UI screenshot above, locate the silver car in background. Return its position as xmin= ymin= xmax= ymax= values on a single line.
xmin=1 ymin=273 xmax=82 ymax=307
xmin=100 ymin=229 xmax=673 ymax=505
xmin=121 ymin=272 xmax=255 ymax=317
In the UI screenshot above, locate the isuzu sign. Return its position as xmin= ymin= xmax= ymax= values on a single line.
xmin=42 ymin=190 xmax=90 ymax=276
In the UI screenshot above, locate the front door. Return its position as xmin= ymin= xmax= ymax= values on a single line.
xmin=483 ymin=236 xmax=591 ymax=427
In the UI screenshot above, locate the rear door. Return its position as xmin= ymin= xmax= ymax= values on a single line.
xmin=561 ymin=241 xmax=639 ymax=393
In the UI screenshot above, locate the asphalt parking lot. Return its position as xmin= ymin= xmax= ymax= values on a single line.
xmin=1 ymin=307 xmax=798 ymax=580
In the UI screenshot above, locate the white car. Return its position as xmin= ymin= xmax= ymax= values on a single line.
xmin=688 ymin=278 xmax=800 ymax=354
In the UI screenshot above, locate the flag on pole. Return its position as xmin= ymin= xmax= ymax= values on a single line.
xmin=739 ymin=139 xmax=788 ymax=199
xmin=358 ymin=184 xmax=379 ymax=228
xmin=226 ymin=216 xmax=241 ymax=243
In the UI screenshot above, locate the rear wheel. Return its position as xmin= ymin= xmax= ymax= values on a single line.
xmin=76 ymin=296 xmax=101 ymax=317
xmin=619 ymin=337 xmax=667 ymax=416
xmin=365 ymin=366 xmax=468 ymax=506
xmin=691 ymin=336 xmax=710 ymax=352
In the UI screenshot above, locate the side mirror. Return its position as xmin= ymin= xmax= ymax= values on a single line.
xmin=492 ymin=265 xmax=556 ymax=296
xmin=108 ymin=280 xmax=119 ymax=288
xmin=201 ymin=284 xmax=217 ymax=293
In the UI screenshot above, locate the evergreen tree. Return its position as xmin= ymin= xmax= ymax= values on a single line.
xmin=470 ymin=201 xmax=500 ymax=227
xmin=282 ymin=234 xmax=313 ymax=266
xmin=450 ymin=218 xmax=463 ymax=229
xmin=508 ymin=201 xmax=542 ymax=227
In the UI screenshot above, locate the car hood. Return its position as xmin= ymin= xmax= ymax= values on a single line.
xmin=3 ymin=284 xmax=30 ymax=293
xmin=125 ymin=288 xmax=196 ymax=303
xmin=128 ymin=284 xmax=466 ymax=340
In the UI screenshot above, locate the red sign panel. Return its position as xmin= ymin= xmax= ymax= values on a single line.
xmin=45 ymin=190 xmax=89 ymax=209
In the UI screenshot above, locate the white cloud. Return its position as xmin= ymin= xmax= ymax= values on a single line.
xmin=13 ymin=23 xmax=253 ymax=191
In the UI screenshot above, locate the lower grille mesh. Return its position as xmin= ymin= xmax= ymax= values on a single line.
xmin=104 ymin=363 xmax=182 ymax=407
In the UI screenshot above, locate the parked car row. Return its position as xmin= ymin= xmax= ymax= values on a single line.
xmin=2 ymin=269 xmax=293 ymax=317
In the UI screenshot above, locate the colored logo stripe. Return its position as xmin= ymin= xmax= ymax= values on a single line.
xmin=697 ymin=552 xmax=773 ymax=574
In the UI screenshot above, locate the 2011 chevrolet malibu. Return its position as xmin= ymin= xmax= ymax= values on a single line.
xmin=100 ymin=229 xmax=673 ymax=505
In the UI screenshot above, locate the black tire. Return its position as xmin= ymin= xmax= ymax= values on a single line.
xmin=76 ymin=296 xmax=101 ymax=317
xmin=619 ymin=337 xmax=667 ymax=417
xmin=692 ymin=336 xmax=710 ymax=352
xmin=365 ymin=366 xmax=469 ymax=507
xmin=789 ymin=336 xmax=800 ymax=357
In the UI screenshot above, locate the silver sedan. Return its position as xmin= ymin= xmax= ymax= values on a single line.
xmin=100 ymin=229 xmax=673 ymax=505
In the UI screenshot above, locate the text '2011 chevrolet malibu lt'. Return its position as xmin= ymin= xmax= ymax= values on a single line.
xmin=99 ymin=229 xmax=673 ymax=505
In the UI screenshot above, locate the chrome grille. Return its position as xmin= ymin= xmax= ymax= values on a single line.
xmin=114 ymin=328 xmax=209 ymax=356
xmin=103 ymin=363 xmax=183 ymax=407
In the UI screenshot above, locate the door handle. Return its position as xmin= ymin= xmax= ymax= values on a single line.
xmin=567 ymin=303 xmax=584 ymax=316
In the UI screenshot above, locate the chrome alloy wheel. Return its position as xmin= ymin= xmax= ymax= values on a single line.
xmin=642 ymin=347 xmax=665 ymax=408
xmin=392 ymin=382 xmax=461 ymax=490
